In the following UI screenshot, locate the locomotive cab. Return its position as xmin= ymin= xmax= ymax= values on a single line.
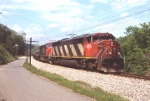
xmin=46 ymin=42 xmax=52 ymax=56
xmin=35 ymin=42 xmax=53 ymax=62
xmin=84 ymin=33 xmax=124 ymax=72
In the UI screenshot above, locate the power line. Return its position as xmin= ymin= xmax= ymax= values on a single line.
xmin=0 ymin=0 xmax=4 ymax=9
xmin=58 ymin=1 xmax=149 ymax=32
xmin=6 ymin=6 xmax=149 ymax=39
xmin=0 ymin=0 xmax=9 ymax=12
xmin=1 ymin=1 xmax=150 ymax=44
xmin=2 ymin=0 xmax=143 ymax=32
xmin=69 ymin=7 xmax=150 ymax=34
xmin=67 ymin=3 xmax=150 ymax=33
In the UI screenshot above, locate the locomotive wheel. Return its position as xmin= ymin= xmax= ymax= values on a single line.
xmin=57 ymin=59 xmax=60 ymax=65
xmin=49 ymin=60 xmax=53 ymax=64
xmin=107 ymin=67 xmax=110 ymax=72
xmin=77 ymin=60 xmax=82 ymax=69
xmin=87 ymin=62 xmax=91 ymax=70
xmin=49 ymin=60 xmax=52 ymax=64
xmin=77 ymin=63 xmax=83 ymax=69
xmin=115 ymin=66 xmax=119 ymax=72
xmin=113 ymin=62 xmax=119 ymax=72
xmin=82 ymin=60 xmax=86 ymax=69
xmin=77 ymin=64 xmax=81 ymax=69
xmin=87 ymin=62 xmax=96 ymax=71
xmin=106 ymin=64 xmax=110 ymax=72
xmin=78 ymin=59 xmax=86 ymax=69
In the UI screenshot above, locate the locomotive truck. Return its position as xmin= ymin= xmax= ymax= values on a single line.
xmin=33 ymin=32 xmax=124 ymax=72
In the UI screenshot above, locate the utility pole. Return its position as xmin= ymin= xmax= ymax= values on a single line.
xmin=28 ymin=37 xmax=38 ymax=66
xmin=15 ymin=44 xmax=18 ymax=57
xmin=30 ymin=38 xmax=32 ymax=66
xmin=25 ymin=40 xmax=28 ymax=62
xmin=27 ymin=41 xmax=28 ymax=62
xmin=25 ymin=40 xmax=29 ymax=62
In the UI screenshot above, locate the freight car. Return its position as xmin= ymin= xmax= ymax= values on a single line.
xmin=33 ymin=42 xmax=52 ymax=62
xmin=47 ymin=32 xmax=124 ymax=72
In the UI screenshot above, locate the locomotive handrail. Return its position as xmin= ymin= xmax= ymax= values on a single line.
xmin=96 ymin=49 xmax=102 ymax=59
xmin=117 ymin=49 xmax=122 ymax=58
xmin=101 ymin=48 xmax=107 ymax=62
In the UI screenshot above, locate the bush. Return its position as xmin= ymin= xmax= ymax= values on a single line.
xmin=0 ymin=45 xmax=15 ymax=64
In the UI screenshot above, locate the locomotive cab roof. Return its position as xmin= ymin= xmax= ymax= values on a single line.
xmin=92 ymin=33 xmax=115 ymax=40
xmin=92 ymin=32 xmax=115 ymax=37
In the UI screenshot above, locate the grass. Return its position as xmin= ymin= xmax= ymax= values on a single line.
xmin=23 ymin=59 xmax=128 ymax=101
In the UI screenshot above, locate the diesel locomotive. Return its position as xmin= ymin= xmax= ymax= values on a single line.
xmin=33 ymin=32 xmax=124 ymax=72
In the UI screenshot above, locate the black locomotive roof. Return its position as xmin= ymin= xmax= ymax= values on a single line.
xmin=59 ymin=38 xmax=70 ymax=42
xmin=72 ymin=34 xmax=91 ymax=39
xmin=53 ymin=33 xmax=114 ymax=45
xmin=52 ymin=34 xmax=91 ymax=45
xmin=59 ymin=34 xmax=91 ymax=42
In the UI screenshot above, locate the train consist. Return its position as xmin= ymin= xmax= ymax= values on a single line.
xmin=33 ymin=32 xmax=124 ymax=72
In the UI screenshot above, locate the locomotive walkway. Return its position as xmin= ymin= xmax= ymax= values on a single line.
xmin=0 ymin=57 xmax=93 ymax=101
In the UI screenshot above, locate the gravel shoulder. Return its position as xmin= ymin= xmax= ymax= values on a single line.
xmin=30 ymin=57 xmax=150 ymax=101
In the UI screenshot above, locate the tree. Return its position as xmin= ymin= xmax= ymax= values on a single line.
xmin=0 ymin=23 xmax=26 ymax=56
xmin=117 ymin=22 xmax=150 ymax=75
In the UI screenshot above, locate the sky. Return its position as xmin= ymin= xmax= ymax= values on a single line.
xmin=0 ymin=0 xmax=150 ymax=45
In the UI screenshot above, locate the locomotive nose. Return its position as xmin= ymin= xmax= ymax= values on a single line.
xmin=110 ymin=41 xmax=119 ymax=58
xmin=102 ymin=41 xmax=118 ymax=58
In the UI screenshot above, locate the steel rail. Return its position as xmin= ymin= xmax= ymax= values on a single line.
xmin=109 ymin=72 xmax=150 ymax=80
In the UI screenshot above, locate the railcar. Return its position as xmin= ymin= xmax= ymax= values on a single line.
xmin=33 ymin=42 xmax=52 ymax=62
xmin=32 ymin=50 xmax=39 ymax=59
xmin=48 ymin=33 xmax=124 ymax=72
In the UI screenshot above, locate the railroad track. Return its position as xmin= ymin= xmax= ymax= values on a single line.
xmin=33 ymin=57 xmax=150 ymax=80
xmin=109 ymin=72 xmax=150 ymax=80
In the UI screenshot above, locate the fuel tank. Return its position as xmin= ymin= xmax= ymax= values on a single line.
xmin=60 ymin=60 xmax=79 ymax=67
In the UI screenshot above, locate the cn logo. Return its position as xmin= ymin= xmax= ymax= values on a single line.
xmin=87 ymin=44 xmax=92 ymax=49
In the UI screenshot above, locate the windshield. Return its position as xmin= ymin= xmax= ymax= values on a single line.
xmin=93 ymin=36 xmax=115 ymax=41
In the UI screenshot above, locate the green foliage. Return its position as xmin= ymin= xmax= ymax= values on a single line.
xmin=0 ymin=45 xmax=15 ymax=64
xmin=0 ymin=23 xmax=26 ymax=57
xmin=118 ymin=22 xmax=150 ymax=75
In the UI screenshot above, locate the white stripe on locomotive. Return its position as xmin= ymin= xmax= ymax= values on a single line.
xmin=64 ymin=45 xmax=70 ymax=56
xmin=70 ymin=44 xmax=78 ymax=56
xmin=55 ymin=46 xmax=59 ymax=56
xmin=77 ymin=43 xmax=83 ymax=56
xmin=59 ymin=45 xmax=64 ymax=56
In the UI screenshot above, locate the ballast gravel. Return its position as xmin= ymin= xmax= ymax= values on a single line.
xmin=29 ymin=57 xmax=150 ymax=101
